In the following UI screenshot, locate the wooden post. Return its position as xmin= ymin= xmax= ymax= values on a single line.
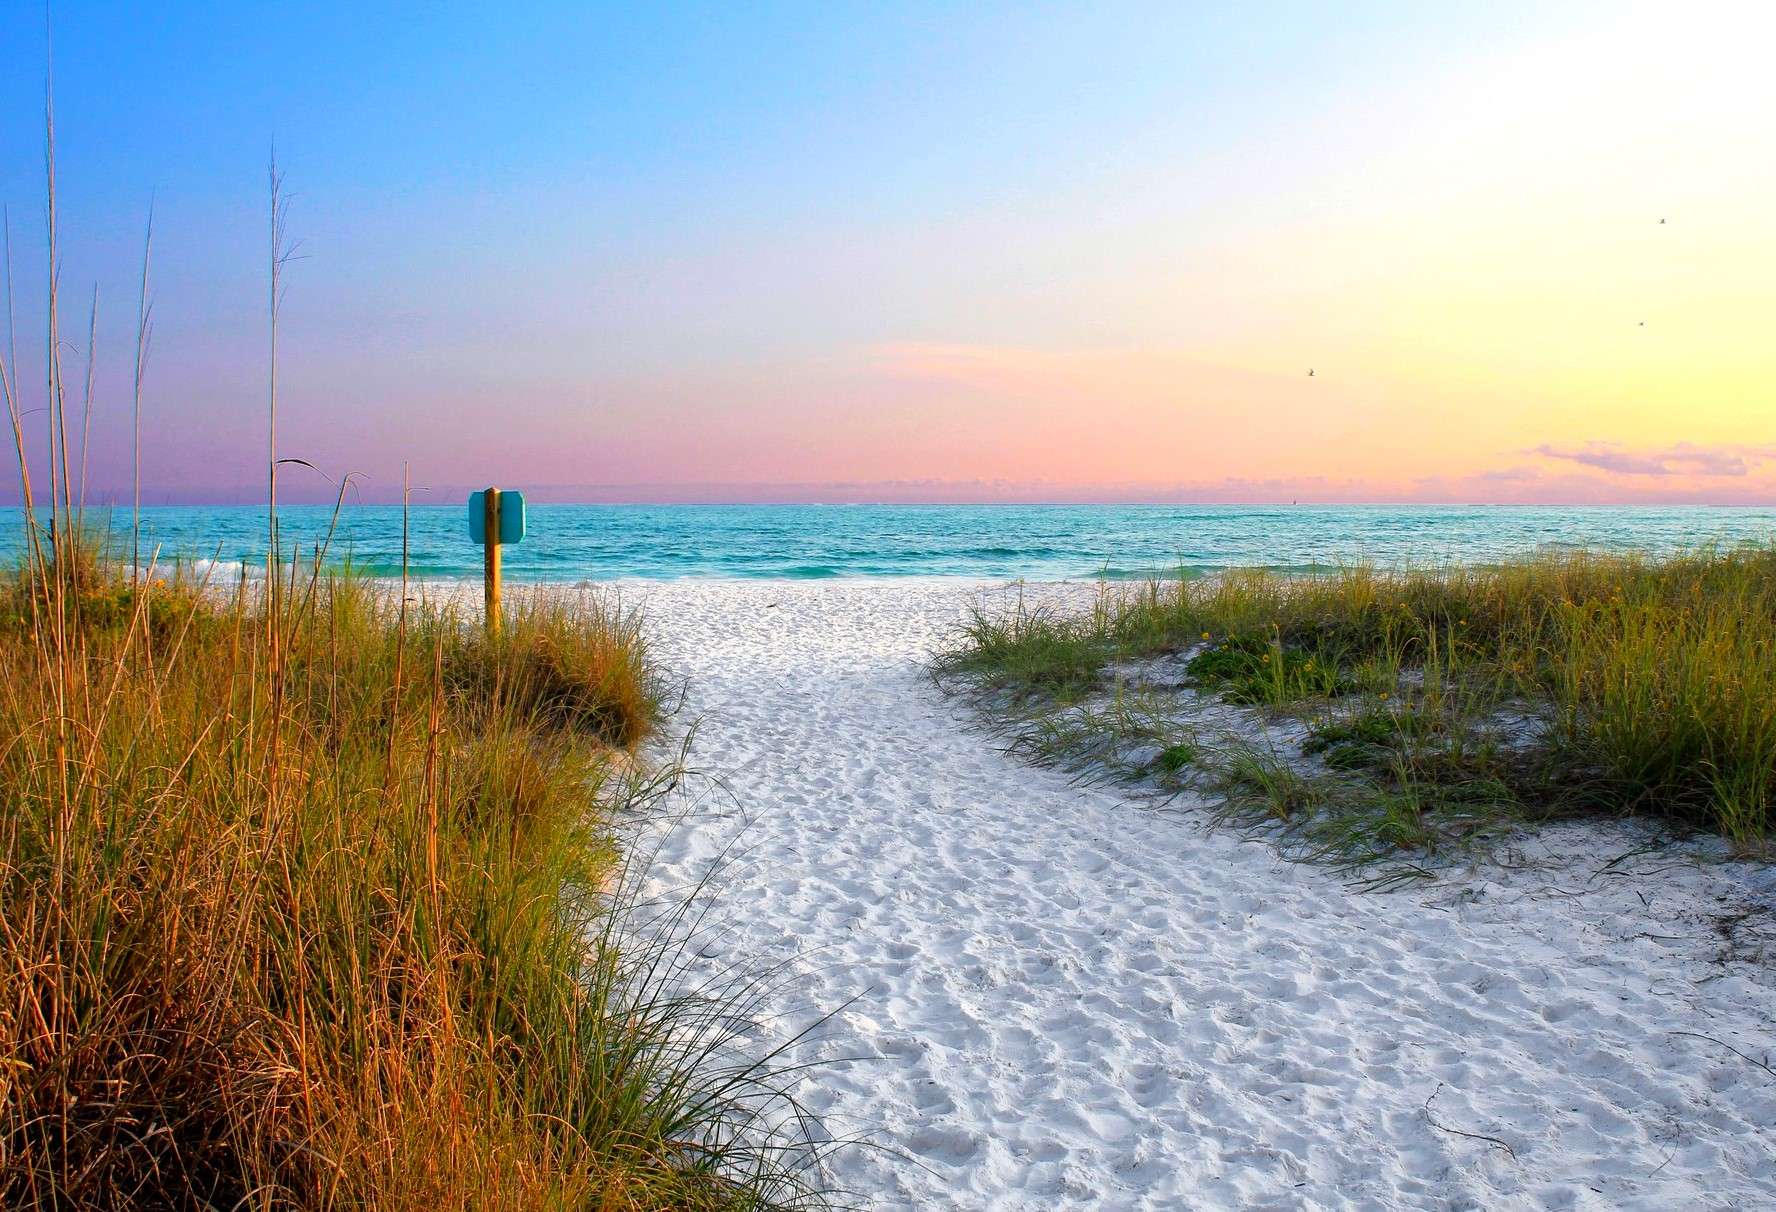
xmin=483 ymin=486 xmax=502 ymax=635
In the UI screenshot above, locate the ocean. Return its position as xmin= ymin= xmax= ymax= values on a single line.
xmin=2 ymin=503 xmax=1773 ymax=582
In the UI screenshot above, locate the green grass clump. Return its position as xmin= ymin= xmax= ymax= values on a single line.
xmin=1304 ymin=704 xmax=1441 ymax=771
xmin=1185 ymin=633 xmax=1349 ymax=705
xmin=1308 ymin=706 xmax=1416 ymax=750
xmin=1219 ymin=747 xmax=1325 ymax=823
xmin=0 ymin=542 xmax=825 ymax=1210
xmin=1000 ymin=686 xmax=1200 ymax=790
xmin=934 ymin=590 xmax=1115 ymax=703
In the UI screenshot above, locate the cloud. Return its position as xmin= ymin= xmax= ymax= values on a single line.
xmin=1531 ymin=441 xmax=1776 ymax=478
xmin=1474 ymin=465 xmax=1542 ymax=483
xmin=1421 ymin=469 xmax=1776 ymax=506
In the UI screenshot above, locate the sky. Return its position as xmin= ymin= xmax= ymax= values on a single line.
xmin=1 ymin=1 xmax=1773 ymax=505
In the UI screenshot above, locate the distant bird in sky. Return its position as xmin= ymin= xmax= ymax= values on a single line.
xmin=1307 ymin=368 xmax=1314 ymax=377
xmin=1659 ymin=218 xmax=1666 ymax=224
xmin=1639 ymin=321 xmax=1646 ymax=326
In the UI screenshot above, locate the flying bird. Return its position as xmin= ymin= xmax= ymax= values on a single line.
xmin=1659 ymin=218 xmax=1666 ymax=224
xmin=1307 ymin=368 xmax=1315 ymax=377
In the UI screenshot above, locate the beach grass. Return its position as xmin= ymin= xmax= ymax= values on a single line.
xmin=0 ymin=537 xmax=828 ymax=1208
xmin=0 ymin=107 xmax=830 ymax=1204
xmin=937 ymin=548 xmax=1776 ymax=866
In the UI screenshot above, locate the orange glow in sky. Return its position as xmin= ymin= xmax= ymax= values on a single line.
xmin=3 ymin=3 xmax=1772 ymax=503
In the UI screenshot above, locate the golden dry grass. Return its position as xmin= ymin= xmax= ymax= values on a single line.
xmin=0 ymin=546 xmax=824 ymax=1209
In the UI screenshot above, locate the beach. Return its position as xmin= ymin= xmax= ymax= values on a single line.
xmin=633 ymin=578 xmax=1776 ymax=1211
xmin=13 ymin=5 xmax=1776 ymax=1202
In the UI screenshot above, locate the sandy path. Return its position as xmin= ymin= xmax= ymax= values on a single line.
xmin=632 ymin=580 xmax=1776 ymax=1211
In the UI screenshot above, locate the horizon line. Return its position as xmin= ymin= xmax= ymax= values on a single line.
xmin=8 ymin=493 xmax=1776 ymax=510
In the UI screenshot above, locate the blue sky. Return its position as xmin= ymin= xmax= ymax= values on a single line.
xmin=2 ymin=3 xmax=1771 ymax=504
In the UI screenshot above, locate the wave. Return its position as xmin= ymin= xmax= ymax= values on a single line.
xmin=5 ymin=504 xmax=1772 ymax=583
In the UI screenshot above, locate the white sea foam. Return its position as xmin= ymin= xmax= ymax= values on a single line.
xmin=623 ymin=578 xmax=1774 ymax=1210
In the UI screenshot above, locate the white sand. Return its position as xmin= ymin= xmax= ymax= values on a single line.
xmin=626 ymin=579 xmax=1776 ymax=1211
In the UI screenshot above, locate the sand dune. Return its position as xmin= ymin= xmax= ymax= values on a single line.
xmin=632 ymin=579 xmax=1775 ymax=1211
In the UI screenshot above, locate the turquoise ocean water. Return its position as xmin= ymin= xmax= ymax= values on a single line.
xmin=2 ymin=504 xmax=1773 ymax=582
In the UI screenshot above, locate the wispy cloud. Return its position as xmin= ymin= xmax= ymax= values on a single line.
xmin=1531 ymin=441 xmax=1776 ymax=478
xmin=1474 ymin=466 xmax=1542 ymax=484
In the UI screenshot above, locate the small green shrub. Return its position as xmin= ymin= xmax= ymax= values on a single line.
xmin=1187 ymin=635 xmax=1349 ymax=705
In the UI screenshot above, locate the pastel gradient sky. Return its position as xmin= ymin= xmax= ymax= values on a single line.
xmin=2 ymin=2 xmax=1773 ymax=504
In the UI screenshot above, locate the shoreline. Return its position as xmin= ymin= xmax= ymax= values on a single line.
xmin=10 ymin=502 xmax=1775 ymax=592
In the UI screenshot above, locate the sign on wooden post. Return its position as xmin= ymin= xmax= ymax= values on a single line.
xmin=469 ymin=488 xmax=526 ymax=633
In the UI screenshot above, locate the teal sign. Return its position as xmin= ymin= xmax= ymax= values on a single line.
xmin=468 ymin=490 xmax=526 ymax=545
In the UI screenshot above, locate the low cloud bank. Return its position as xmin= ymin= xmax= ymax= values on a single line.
xmin=1532 ymin=442 xmax=1776 ymax=479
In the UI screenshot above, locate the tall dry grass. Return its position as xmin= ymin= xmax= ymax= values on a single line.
xmin=0 ymin=539 xmax=827 ymax=1209
xmin=0 ymin=73 xmax=828 ymax=1206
